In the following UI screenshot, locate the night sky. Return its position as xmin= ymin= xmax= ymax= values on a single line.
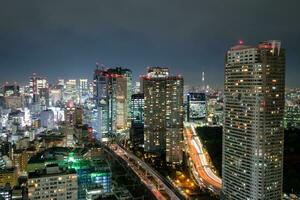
xmin=0 ymin=0 xmax=299 ymax=87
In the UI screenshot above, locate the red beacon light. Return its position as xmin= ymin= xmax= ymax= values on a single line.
xmin=239 ymin=40 xmax=244 ymax=45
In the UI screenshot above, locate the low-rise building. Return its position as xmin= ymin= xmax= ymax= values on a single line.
xmin=28 ymin=164 xmax=78 ymax=200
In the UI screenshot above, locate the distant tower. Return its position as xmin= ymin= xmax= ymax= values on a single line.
xmin=202 ymin=71 xmax=205 ymax=91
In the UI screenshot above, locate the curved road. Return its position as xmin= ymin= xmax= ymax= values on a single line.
xmin=184 ymin=124 xmax=222 ymax=192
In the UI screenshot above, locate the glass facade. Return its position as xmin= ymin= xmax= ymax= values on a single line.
xmin=187 ymin=92 xmax=206 ymax=121
xmin=93 ymin=67 xmax=132 ymax=138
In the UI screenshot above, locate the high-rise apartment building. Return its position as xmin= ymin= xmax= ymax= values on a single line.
xmin=93 ymin=67 xmax=132 ymax=138
xmin=222 ymin=41 xmax=285 ymax=199
xmin=142 ymin=67 xmax=183 ymax=165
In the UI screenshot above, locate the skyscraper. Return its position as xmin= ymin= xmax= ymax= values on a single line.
xmin=222 ymin=41 xmax=285 ymax=199
xmin=142 ymin=67 xmax=184 ymax=165
xmin=93 ymin=67 xmax=132 ymax=138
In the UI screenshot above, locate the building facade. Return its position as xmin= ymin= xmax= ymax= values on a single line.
xmin=142 ymin=67 xmax=184 ymax=165
xmin=131 ymin=93 xmax=144 ymax=124
xmin=0 ymin=168 xmax=17 ymax=187
xmin=222 ymin=41 xmax=285 ymax=199
xmin=130 ymin=93 xmax=144 ymax=148
xmin=187 ymin=92 xmax=206 ymax=121
xmin=93 ymin=67 xmax=132 ymax=138
xmin=28 ymin=165 xmax=78 ymax=200
xmin=29 ymin=74 xmax=48 ymax=104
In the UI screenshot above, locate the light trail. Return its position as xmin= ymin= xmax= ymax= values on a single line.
xmin=184 ymin=123 xmax=222 ymax=193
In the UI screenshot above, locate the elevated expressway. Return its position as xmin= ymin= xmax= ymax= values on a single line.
xmin=108 ymin=143 xmax=186 ymax=200
xmin=183 ymin=123 xmax=222 ymax=193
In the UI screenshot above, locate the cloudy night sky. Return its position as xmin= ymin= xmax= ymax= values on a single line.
xmin=0 ymin=0 xmax=299 ymax=87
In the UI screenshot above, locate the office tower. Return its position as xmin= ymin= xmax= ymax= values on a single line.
xmin=29 ymin=74 xmax=48 ymax=103
xmin=64 ymin=79 xmax=78 ymax=103
xmin=187 ymin=92 xmax=206 ymax=121
xmin=49 ymin=87 xmax=62 ymax=106
xmin=79 ymin=79 xmax=89 ymax=103
xmin=142 ymin=67 xmax=184 ymax=165
xmin=222 ymin=41 xmax=285 ymax=199
xmin=93 ymin=67 xmax=132 ymax=138
xmin=130 ymin=93 xmax=144 ymax=148
xmin=28 ymin=164 xmax=78 ymax=200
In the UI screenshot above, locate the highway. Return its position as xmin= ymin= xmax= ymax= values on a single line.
xmin=184 ymin=123 xmax=222 ymax=192
xmin=110 ymin=143 xmax=185 ymax=200
xmin=112 ymin=144 xmax=165 ymax=200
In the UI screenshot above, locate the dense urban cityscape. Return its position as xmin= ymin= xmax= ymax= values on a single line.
xmin=0 ymin=1 xmax=300 ymax=200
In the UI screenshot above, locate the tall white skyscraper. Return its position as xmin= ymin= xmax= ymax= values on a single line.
xmin=222 ymin=41 xmax=285 ymax=199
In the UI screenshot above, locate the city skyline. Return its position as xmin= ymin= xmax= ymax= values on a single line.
xmin=0 ymin=1 xmax=299 ymax=199
xmin=0 ymin=0 xmax=300 ymax=87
